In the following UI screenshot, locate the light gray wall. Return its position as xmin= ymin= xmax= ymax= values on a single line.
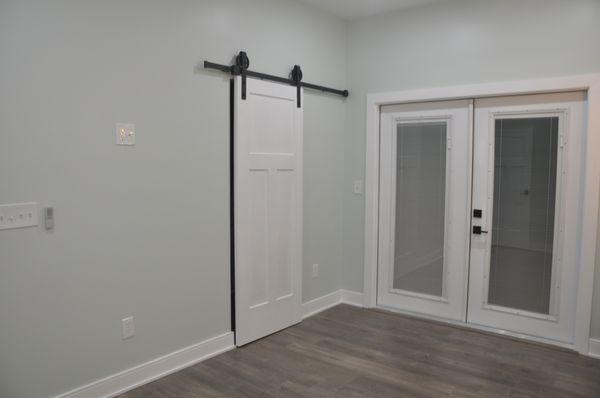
xmin=3 ymin=1 xmax=600 ymax=396
xmin=0 ymin=1 xmax=346 ymax=397
xmin=343 ymin=0 xmax=600 ymax=336
xmin=593 ymin=192 xmax=600 ymax=339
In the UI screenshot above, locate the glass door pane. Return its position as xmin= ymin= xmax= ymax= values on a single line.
xmin=488 ymin=117 xmax=559 ymax=314
xmin=393 ymin=121 xmax=447 ymax=298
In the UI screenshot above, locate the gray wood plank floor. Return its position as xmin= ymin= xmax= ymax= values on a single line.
xmin=119 ymin=305 xmax=600 ymax=397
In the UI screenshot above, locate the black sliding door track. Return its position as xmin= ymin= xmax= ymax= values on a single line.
xmin=204 ymin=51 xmax=349 ymax=108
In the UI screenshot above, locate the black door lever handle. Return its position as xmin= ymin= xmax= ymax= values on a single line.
xmin=473 ymin=226 xmax=489 ymax=235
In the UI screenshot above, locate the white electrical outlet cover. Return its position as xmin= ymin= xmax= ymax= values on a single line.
xmin=122 ymin=316 xmax=135 ymax=340
xmin=116 ymin=123 xmax=135 ymax=146
xmin=0 ymin=202 xmax=38 ymax=230
xmin=353 ymin=180 xmax=363 ymax=195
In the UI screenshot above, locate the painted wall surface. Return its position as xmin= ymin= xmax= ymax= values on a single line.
xmin=344 ymin=0 xmax=600 ymax=336
xmin=3 ymin=0 xmax=600 ymax=396
xmin=0 ymin=1 xmax=346 ymax=397
xmin=593 ymin=197 xmax=600 ymax=339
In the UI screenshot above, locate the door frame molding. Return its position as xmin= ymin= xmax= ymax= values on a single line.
xmin=363 ymin=73 xmax=600 ymax=355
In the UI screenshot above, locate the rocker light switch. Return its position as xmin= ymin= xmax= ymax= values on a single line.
xmin=44 ymin=207 xmax=54 ymax=231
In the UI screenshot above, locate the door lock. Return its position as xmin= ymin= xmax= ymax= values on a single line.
xmin=473 ymin=226 xmax=489 ymax=235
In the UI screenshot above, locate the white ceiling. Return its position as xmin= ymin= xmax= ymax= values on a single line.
xmin=299 ymin=0 xmax=447 ymax=20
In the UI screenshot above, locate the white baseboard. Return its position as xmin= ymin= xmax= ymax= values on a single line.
xmin=341 ymin=289 xmax=364 ymax=307
xmin=302 ymin=289 xmax=364 ymax=319
xmin=55 ymin=332 xmax=234 ymax=398
xmin=302 ymin=290 xmax=342 ymax=318
xmin=590 ymin=338 xmax=600 ymax=359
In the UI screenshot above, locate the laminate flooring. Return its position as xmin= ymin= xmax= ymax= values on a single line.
xmin=119 ymin=304 xmax=600 ymax=398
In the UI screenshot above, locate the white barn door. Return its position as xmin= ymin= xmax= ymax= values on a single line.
xmin=234 ymin=76 xmax=303 ymax=346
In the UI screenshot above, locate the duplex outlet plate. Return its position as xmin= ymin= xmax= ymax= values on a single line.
xmin=0 ymin=202 xmax=38 ymax=230
xmin=122 ymin=316 xmax=135 ymax=340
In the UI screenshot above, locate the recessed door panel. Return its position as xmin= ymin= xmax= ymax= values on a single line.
xmin=248 ymin=169 xmax=269 ymax=308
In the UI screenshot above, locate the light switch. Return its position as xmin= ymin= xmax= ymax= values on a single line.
xmin=44 ymin=206 xmax=54 ymax=231
xmin=116 ymin=123 xmax=135 ymax=146
xmin=0 ymin=202 xmax=38 ymax=230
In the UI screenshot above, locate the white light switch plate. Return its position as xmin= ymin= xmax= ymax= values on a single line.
xmin=0 ymin=202 xmax=38 ymax=230
xmin=116 ymin=123 xmax=135 ymax=146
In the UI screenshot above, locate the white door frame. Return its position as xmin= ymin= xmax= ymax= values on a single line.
xmin=363 ymin=73 xmax=600 ymax=355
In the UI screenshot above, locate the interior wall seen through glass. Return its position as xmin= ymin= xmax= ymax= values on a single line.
xmin=488 ymin=117 xmax=559 ymax=315
xmin=393 ymin=122 xmax=447 ymax=298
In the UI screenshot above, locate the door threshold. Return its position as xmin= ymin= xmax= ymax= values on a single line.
xmin=375 ymin=304 xmax=575 ymax=352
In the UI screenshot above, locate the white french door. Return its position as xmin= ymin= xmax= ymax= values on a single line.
xmin=467 ymin=92 xmax=585 ymax=344
xmin=377 ymin=92 xmax=586 ymax=345
xmin=234 ymin=76 xmax=303 ymax=346
xmin=377 ymin=100 xmax=473 ymax=321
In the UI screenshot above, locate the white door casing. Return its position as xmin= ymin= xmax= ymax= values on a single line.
xmin=234 ymin=76 xmax=303 ymax=346
xmin=467 ymin=92 xmax=585 ymax=344
xmin=377 ymin=100 xmax=472 ymax=321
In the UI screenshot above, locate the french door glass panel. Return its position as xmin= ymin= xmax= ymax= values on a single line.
xmin=378 ymin=100 xmax=472 ymax=322
xmin=394 ymin=121 xmax=447 ymax=297
xmin=489 ymin=117 xmax=558 ymax=315
xmin=467 ymin=92 xmax=585 ymax=344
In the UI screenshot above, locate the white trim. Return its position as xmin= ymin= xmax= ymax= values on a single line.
xmin=55 ymin=332 xmax=234 ymax=398
xmin=364 ymin=73 xmax=600 ymax=355
xmin=341 ymin=290 xmax=365 ymax=307
xmin=302 ymin=290 xmax=342 ymax=318
xmin=590 ymin=338 xmax=600 ymax=359
xmin=302 ymin=290 xmax=364 ymax=318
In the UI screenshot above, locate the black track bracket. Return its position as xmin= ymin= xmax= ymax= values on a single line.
xmin=291 ymin=65 xmax=302 ymax=108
